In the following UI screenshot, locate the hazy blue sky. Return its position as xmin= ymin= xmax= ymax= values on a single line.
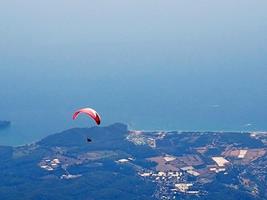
xmin=0 ymin=1 xmax=267 ymax=145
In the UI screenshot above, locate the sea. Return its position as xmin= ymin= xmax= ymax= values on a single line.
xmin=1 ymin=42 xmax=267 ymax=146
xmin=1 ymin=1 xmax=267 ymax=146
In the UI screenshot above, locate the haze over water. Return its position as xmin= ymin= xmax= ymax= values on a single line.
xmin=1 ymin=1 xmax=267 ymax=146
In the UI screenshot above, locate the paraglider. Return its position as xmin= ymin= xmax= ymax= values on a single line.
xmin=72 ymin=107 xmax=101 ymax=125
xmin=72 ymin=107 xmax=101 ymax=143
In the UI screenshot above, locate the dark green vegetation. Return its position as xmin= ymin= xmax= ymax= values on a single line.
xmin=0 ymin=123 xmax=266 ymax=200
xmin=0 ymin=123 xmax=155 ymax=200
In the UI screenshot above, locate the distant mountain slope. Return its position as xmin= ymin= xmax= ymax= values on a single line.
xmin=38 ymin=123 xmax=128 ymax=147
xmin=0 ymin=123 xmax=266 ymax=200
xmin=0 ymin=123 xmax=156 ymax=200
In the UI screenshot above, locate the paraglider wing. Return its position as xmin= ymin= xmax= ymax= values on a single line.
xmin=72 ymin=108 xmax=101 ymax=125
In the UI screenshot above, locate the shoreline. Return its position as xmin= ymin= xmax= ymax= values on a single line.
xmin=2 ymin=123 xmax=267 ymax=148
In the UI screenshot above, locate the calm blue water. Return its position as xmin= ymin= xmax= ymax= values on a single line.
xmin=1 ymin=1 xmax=267 ymax=146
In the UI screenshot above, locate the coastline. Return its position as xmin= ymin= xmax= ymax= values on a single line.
xmin=3 ymin=122 xmax=267 ymax=148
